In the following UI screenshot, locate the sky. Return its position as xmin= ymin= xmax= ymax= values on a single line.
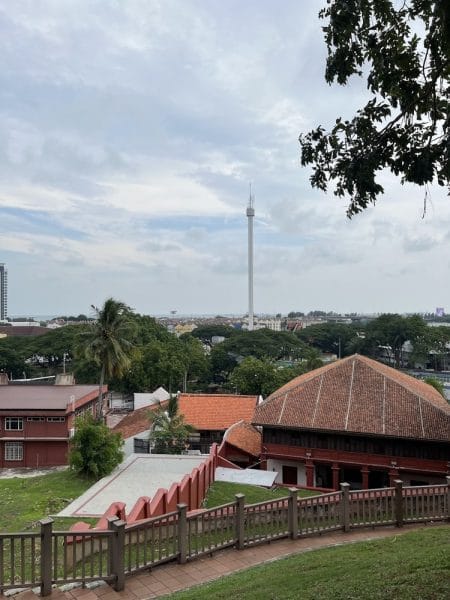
xmin=0 ymin=0 xmax=449 ymax=318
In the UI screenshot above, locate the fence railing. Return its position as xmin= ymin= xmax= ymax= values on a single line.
xmin=1 ymin=479 xmax=448 ymax=596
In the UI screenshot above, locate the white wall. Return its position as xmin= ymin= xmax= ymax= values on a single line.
xmin=267 ymin=458 xmax=308 ymax=486
xmin=134 ymin=387 xmax=170 ymax=410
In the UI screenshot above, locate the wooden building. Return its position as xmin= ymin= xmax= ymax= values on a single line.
xmin=0 ymin=376 xmax=107 ymax=468
xmin=253 ymin=355 xmax=450 ymax=490
xmin=178 ymin=393 xmax=258 ymax=454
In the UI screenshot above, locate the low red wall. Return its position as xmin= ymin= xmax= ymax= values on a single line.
xmin=70 ymin=444 xmax=220 ymax=534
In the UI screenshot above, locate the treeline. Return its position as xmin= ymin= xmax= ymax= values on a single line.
xmin=1 ymin=313 xmax=449 ymax=397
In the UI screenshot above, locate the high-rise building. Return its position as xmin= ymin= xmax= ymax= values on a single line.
xmin=0 ymin=264 xmax=7 ymax=321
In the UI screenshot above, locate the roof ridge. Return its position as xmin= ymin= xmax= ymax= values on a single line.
xmin=344 ymin=359 xmax=356 ymax=431
xmin=179 ymin=393 xmax=257 ymax=399
xmin=262 ymin=354 xmax=357 ymax=405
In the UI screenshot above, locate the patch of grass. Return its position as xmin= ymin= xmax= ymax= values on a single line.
xmin=203 ymin=481 xmax=316 ymax=508
xmin=168 ymin=525 xmax=450 ymax=600
xmin=0 ymin=470 xmax=96 ymax=531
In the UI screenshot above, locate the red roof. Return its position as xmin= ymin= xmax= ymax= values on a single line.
xmin=112 ymin=401 xmax=168 ymax=439
xmin=253 ymin=354 xmax=450 ymax=442
xmin=222 ymin=420 xmax=261 ymax=457
xmin=178 ymin=393 xmax=258 ymax=431
xmin=0 ymin=326 xmax=49 ymax=337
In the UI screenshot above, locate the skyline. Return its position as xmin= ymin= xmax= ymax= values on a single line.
xmin=1 ymin=1 xmax=449 ymax=316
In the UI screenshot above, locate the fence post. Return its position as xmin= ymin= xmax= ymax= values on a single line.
xmin=107 ymin=516 xmax=119 ymax=576
xmin=109 ymin=519 xmax=126 ymax=591
xmin=394 ymin=480 xmax=404 ymax=528
xmin=40 ymin=517 xmax=53 ymax=597
xmin=177 ymin=503 xmax=188 ymax=564
xmin=288 ymin=488 xmax=298 ymax=540
xmin=446 ymin=477 xmax=450 ymax=521
xmin=340 ymin=483 xmax=350 ymax=533
xmin=235 ymin=494 xmax=245 ymax=550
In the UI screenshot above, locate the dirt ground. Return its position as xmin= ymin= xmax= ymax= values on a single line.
xmin=0 ymin=465 xmax=68 ymax=479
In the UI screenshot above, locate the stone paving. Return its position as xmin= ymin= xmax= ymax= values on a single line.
xmin=8 ymin=523 xmax=436 ymax=600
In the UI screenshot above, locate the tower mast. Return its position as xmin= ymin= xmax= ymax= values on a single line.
xmin=246 ymin=185 xmax=255 ymax=331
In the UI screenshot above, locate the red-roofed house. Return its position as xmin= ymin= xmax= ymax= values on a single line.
xmin=219 ymin=420 xmax=262 ymax=467
xmin=253 ymin=355 xmax=450 ymax=490
xmin=178 ymin=393 xmax=258 ymax=454
xmin=0 ymin=377 xmax=107 ymax=468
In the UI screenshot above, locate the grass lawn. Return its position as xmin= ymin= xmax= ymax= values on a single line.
xmin=168 ymin=525 xmax=450 ymax=600
xmin=203 ymin=481 xmax=317 ymax=508
xmin=0 ymin=470 xmax=97 ymax=532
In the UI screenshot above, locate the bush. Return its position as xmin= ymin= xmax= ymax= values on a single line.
xmin=69 ymin=415 xmax=124 ymax=479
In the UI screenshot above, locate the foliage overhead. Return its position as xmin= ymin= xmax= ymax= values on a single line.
xmin=69 ymin=415 xmax=124 ymax=479
xmin=300 ymin=1 xmax=450 ymax=216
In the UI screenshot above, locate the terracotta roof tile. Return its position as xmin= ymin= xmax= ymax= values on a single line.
xmin=178 ymin=393 xmax=258 ymax=430
xmin=113 ymin=393 xmax=258 ymax=439
xmin=254 ymin=354 xmax=450 ymax=442
xmin=112 ymin=401 xmax=168 ymax=439
xmin=223 ymin=421 xmax=261 ymax=457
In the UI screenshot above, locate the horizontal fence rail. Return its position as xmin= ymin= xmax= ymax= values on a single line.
xmin=298 ymin=491 xmax=342 ymax=535
xmin=187 ymin=502 xmax=236 ymax=558
xmin=403 ymin=484 xmax=449 ymax=523
xmin=244 ymin=497 xmax=290 ymax=545
xmin=0 ymin=478 xmax=448 ymax=595
xmin=348 ymin=487 xmax=396 ymax=528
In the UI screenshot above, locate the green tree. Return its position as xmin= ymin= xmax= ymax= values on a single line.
xmin=210 ymin=345 xmax=238 ymax=384
xmin=178 ymin=336 xmax=210 ymax=392
xmin=362 ymin=314 xmax=427 ymax=367
xmin=0 ymin=343 xmax=27 ymax=378
xmin=300 ymin=1 xmax=450 ymax=216
xmin=410 ymin=326 xmax=450 ymax=370
xmin=149 ymin=395 xmax=195 ymax=454
xmin=230 ymin=357 xmax=279 ymax=396
xmin=189 ymin=324 xmax=237 ymax=342
xmin=69 ymin=415 xmax=124 ymax=479
xmin=297 ymin=323 xmax=359 ymax=357
xmin=222 ymin=329 xmax=308 ymax=361
xmin=423 ymin=376 xmax=446 ymax=398
xmin=77 ymin=298 xmax=135 ymax=416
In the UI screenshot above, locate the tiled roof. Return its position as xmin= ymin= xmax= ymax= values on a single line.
xmin=222 ymin=420 xmax=262 ymax=457
xmin=253 ymin=354 xmax=450 ymax=442
xmin=178 ymin=393 xmax=258 ymax=430
xmin=0 ymin=326 xmax=49 ymax=337
xmin=112 ymin=401 xmax=168 ymax=439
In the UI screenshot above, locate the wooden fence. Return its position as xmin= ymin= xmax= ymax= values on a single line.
xmin=1 ymin=479 xmax=448 ymax=596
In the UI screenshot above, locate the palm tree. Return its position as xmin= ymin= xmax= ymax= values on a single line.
xmin=149 ymin=395 xmax=195 ymax=454
xmin=79 ymin=298 xmax=135 ymax=419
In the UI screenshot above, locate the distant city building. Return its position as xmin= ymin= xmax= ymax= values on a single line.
xmin=0 ymin=263 xmax=7 ymax=321
xmin=435 ymin=307 xmax=445 ymax=317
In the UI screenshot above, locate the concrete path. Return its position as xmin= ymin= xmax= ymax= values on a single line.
xmin=58 ymin=454 xmax=205 ymax=518
xmin=14 ymin=523 xmax=441 ymax=600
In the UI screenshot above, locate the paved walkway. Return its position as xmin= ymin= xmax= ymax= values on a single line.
xmin=58 ymin=454 xmax=205 ymax=518
xmin=51 ymin=523 xmax=440 ymax=600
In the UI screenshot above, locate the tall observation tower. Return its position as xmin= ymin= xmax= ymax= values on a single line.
xmin=246 ymin=186 xmax=255 ymax=331
xmin=0 ymin=263 xmax=7 ymax=321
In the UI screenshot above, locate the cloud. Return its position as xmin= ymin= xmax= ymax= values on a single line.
xmin=1 ymin=0 xmax=450 ymax=315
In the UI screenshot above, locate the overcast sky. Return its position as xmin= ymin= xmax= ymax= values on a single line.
xmin=1 ymin=0 xmax=449 ymax=317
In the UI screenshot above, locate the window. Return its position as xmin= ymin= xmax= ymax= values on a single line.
xmin=5 ymin=417 xmax=23 ymax=431
xmin=47 ymin=417 xmax=65 ymax=423
xmin=27 ymin=417 xmax=45 ymax=422
xmin=5 ymin=442 xmax=23 ymax=461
